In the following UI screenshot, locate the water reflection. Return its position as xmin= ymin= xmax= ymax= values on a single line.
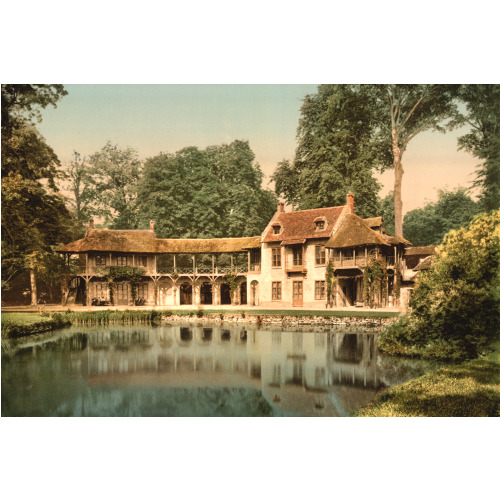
xmin=1 ymin=323 xmax=441 ymax=417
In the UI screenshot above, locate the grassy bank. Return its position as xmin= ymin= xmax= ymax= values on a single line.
xmin=354 ymin=345 xmax=500 ymax=417
xmin=1 ymin=313 xmax=71 ymax=339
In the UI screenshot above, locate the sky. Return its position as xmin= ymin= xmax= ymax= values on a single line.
xmin=38 ymin=84 xmax=479 ymax=215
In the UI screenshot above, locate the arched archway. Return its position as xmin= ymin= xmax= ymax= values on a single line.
xmin=180 ymin=283 xmax=193 ymax=305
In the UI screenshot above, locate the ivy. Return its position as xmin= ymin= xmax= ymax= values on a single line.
xmin=223 ymin=272 xmax=239 ymax=302
xmin=326 ymin=259 xmax=336 ymax=307
xmin=363 ymin=257 xmax=388 ymax=308
xmin=99 ymin=266 xmax=146 ymax=304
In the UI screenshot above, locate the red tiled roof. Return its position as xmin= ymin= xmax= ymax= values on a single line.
xmin=263 ymin=206 xmax=345 ymax=243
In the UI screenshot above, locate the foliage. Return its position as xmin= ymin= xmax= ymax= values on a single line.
xmin=61 ymin=151 xmax=95 ymax=225
xmin=271 ymin=85 xmax=382 ymax=217
xmin=325 ymin=259 xmax=336 ymax=306
xmin=136 ymin=140 xmax=277 ymax=238
xmin=99 ymin=266 xmax=146 ymax=303
xmin=64 ymin=309 xmax=161 ymax=325
xmin=354 ymin=356 xmax=500 ymax=417
xmin=379 ymin=211 xmax=500 ymax=359
xmin=365 ymin=84 xmax=461 ymax=237
xmin=223 ymin=272 xmax=239 ymax=301
xmin=363 ymin=256 xmax=388 ymax=308
xmin=403 ymin=188 xmax=481 ymax=246
xmin=1 ymin=84 xmax=78 ymax=302
xmin=453 ymin=84 xmax=500 ymax=211
xmin=1 ymin=312 xmax=70 ymax=339
xmin=378 ymin=191 xmax=395 ymax=236
xmin=85 ymin=142 xmax=143 ymax=228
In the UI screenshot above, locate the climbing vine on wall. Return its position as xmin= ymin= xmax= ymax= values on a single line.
xmin=326 ymin=259 xmax=336 ymax=307
xmin=363 ymin=257 xmax=388 ymax=308
xmin=99 ymin=266 xmax=146 ymax=303
xmin=223 ymin=272 xmax=239 ymax=301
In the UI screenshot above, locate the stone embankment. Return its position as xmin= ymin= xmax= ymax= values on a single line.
xmin=161 ymin=312 xmax=396 ymax=328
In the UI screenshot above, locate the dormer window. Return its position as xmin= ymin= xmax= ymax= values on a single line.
xmin=272 ymin=224 xmax=281 ymax=235
xmin=314 ymin=217 xmax=326 ymax=231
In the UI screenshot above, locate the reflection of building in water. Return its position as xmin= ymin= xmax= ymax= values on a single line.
xmin=81 ymin=325 xmax=386 ymax=416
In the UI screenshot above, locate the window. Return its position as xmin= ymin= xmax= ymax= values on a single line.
xmin=137 ymin=283 xmax=148 ymax=300
xmin=316 ymin=220 xmax=325 ymax=230
xmin=272 ymin=224 xmax=281 ymax=235
xmin=315 ymin=280 xmax=326 ymax=300
xmin=272 ymin=281 xmax=282 ymax=300
xmin=95 ymin=254 xmax=107 ymax=267
xmin=272 ymin=247 xmax=281 ymax=267
xmin=136 ymin=255 xmax=147 ymax=267
xmin=116 ymin=255 xmax=128 ymax=266
xmin=315 ymin=245 xmax=326 ymax=265
xmin=293 ymin=246 xmax=302 ymax=266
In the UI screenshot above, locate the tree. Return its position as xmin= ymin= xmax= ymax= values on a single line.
xmin=272 ymin=85 xmax=382 ymax=218
xmin=136 ymin=141 xmax=277 ymax=238
xmin=1 ymin=84 xmax=74 ymax=303
xmin=454 ymin=84 xmax=500 ymax=211
xmin=86 ymin=142 xmax=142 ymax=228
xmin=61 ymin=151 xmax=95 ymax=225
xmin=403 ymin=188 xmax=481 ymax=246
xmin=378 ymin=192 xmax=395 ymax=236
xmin=366 ymin=85 xmax=460 ymax=237
xmin=379 ymin=211 xmax=500 ymax=360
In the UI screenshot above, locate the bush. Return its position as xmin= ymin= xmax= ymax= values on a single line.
xmin=379 ymin=211 xmax=500 ymax=360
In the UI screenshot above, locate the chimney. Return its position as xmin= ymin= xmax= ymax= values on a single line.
xmin=347 ymin=191 xmax=355 ymax=214
xmin=277 ymin=201 xmax=285 ymax=213
xmin=150 ymin=220 xmax=155 ymax=232
xmin=88 ymin=218 xmax=94 ymax=229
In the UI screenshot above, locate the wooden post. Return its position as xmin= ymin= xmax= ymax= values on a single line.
xmin=354 ymin=248 xmax=356 ymax=266
xmin=212 ymin=254 xmax=215 ymax=275
xmin=173 ymin=254 xmax=177 ymax=273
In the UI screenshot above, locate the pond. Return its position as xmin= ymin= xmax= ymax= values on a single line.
xmin=1 ymin=322 xmax=442 ymax=417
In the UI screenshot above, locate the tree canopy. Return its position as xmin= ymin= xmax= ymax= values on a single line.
xmin=272 ymin=85 xmax=382 ymax=218
xmin=403 ymin=188 xmax=481 ymax=246
xmin=136 ymin=140 xmax=277 ymax=238
xmin=86 ymin=142 xmax=143 ymax=229
xmin=1 ymin=84 xmax=74 ymax=300
xmin=454 ymin=84 xmax=500 ymax=211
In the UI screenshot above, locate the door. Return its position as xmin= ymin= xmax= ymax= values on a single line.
xmin=292 ymin=280 xmax=303 ymax=306
xmin=116 ymin=283 xmax=129 ymax=305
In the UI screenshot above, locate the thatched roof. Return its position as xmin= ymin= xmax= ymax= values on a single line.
xmin=363 ymin=217 xmax=383 ymax=229
xmin=59 ymin=229 xmax=158 ymax=253
xmin=155 ymin=236 xmax=261 ymax=253
xmin=59 ymin=229 xmax=261 ymax=254
xmin=263 ymin=206 xmax=345 ymax=244
xmin=414 ymin=255 xmax=434 ymax=271
xmin=325 ymin=214 xmax=391 ymax=249
xmin=405 ymin=246 xmax=436 ymax=256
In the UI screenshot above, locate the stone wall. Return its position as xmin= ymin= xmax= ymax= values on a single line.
xmin=160 ymin=312 xmax=398 ymax=328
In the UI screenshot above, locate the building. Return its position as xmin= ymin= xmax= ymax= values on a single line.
xmin=58 ymin=193 xmax=411 ymax=309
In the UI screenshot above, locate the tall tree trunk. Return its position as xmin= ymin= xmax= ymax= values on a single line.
xmin=30 ymin=268 xmax=37 ymax=306
xmin=392 ymin=130 xmax=404 ymax=238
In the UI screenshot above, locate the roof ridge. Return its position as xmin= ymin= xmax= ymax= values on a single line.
xmin=281 ymin=205 xmax=345 ymax=214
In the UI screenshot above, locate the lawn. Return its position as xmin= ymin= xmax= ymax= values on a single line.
xmin=354 ymin=342 xmax=500 ymax=417
xmin=1 ymin=312 xmax=71 ymax=338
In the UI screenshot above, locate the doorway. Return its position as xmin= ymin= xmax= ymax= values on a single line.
xmin=200 ymin=282 xmax=212 ymax=305
xmin=292 ymin=280 xmax=303 ymax=306
xmin=220 ymin=283 xmax=232 ymax=305
xmin=240 ymin=281 xmax=247 ymax=305
xmin=180 ymin=283 xmax=193 ymax=305
xmin=116 ymin=283 xmax=129 ymax=305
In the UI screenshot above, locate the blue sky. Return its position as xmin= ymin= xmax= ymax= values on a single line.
xmin=38 ymin=84 xmax=478 ymax=214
